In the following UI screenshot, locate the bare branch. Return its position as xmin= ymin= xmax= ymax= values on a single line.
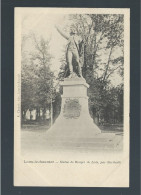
xmin=103 ymin=47 xmax=114 ymax=81
xmin=106 ymin=65 xmax=121 ymax=80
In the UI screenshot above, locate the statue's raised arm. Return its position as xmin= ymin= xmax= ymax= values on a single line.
xmin=55 ymin=25 xmax=69 ymax=40
xmin=55 ymin=24 xmax=84 ymax=78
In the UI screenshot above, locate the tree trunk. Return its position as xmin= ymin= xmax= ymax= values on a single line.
xmin=22 ymin=109 xmax=27 ymax=121
xmin=50 ymin=98 xmax=53 ymax=126
xmin=30 ymin=111 xmax=32 ymax=120
xmin=36 ymin=108 xmax=38 ymax=121
xmin=43 ymin=107 xmax=46 ymax=121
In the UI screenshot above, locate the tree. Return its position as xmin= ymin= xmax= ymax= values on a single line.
xmin=21 ymin=34 xmax=56 ymax=121
xmin=21 ymin=35 xmax=36 ymax=120
xmin=67 ymin=14 xmax=124 ymax=82
xmin=58 ymin=14 xmax=124 ymax=124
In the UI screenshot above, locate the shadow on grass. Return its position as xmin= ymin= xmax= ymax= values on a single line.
xmin=99 ymin=124 xmax=123 ymax=132
xmin=21 ymin=120 xmax=123 ymax=133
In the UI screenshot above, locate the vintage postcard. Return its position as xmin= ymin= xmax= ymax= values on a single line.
xmin=14 ymin=8 xmax=130 ymax=187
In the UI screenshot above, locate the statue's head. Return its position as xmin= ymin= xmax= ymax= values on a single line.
xmin=70 ymin=28 xmax=77 ymax=35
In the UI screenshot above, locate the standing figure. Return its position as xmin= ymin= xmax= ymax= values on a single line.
xmin=55 ymin=25 xmax=84 ymax=78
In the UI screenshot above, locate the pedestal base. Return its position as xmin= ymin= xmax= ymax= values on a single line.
xmin=46 ymin=77 xmax=120 ymax=150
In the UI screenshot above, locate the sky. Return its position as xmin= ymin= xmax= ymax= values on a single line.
xmin=21 ymin=9 xmax=123 ymax=87
xmin=22 ymin=13 xmax=68 ymax=71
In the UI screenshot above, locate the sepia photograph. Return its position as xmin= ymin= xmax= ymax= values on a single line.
xmin=14 ymin=8 xmax=130 ymax=187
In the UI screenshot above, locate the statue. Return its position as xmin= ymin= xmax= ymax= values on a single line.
xmin=55 ymin=25 xmax=84 ymax=78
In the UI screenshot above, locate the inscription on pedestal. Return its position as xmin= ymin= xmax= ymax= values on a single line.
xmin=63 ymin=99 xmax=81 ymax=119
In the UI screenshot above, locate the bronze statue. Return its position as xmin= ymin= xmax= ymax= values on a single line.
xmin=55 ymin=25 xmax=84 ymax=78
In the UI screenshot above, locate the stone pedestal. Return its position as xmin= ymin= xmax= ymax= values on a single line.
xmin=46 ymin=77 xmax=120 ymax=150
xmin=47 ymin=77 xmax=101 ymax=138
